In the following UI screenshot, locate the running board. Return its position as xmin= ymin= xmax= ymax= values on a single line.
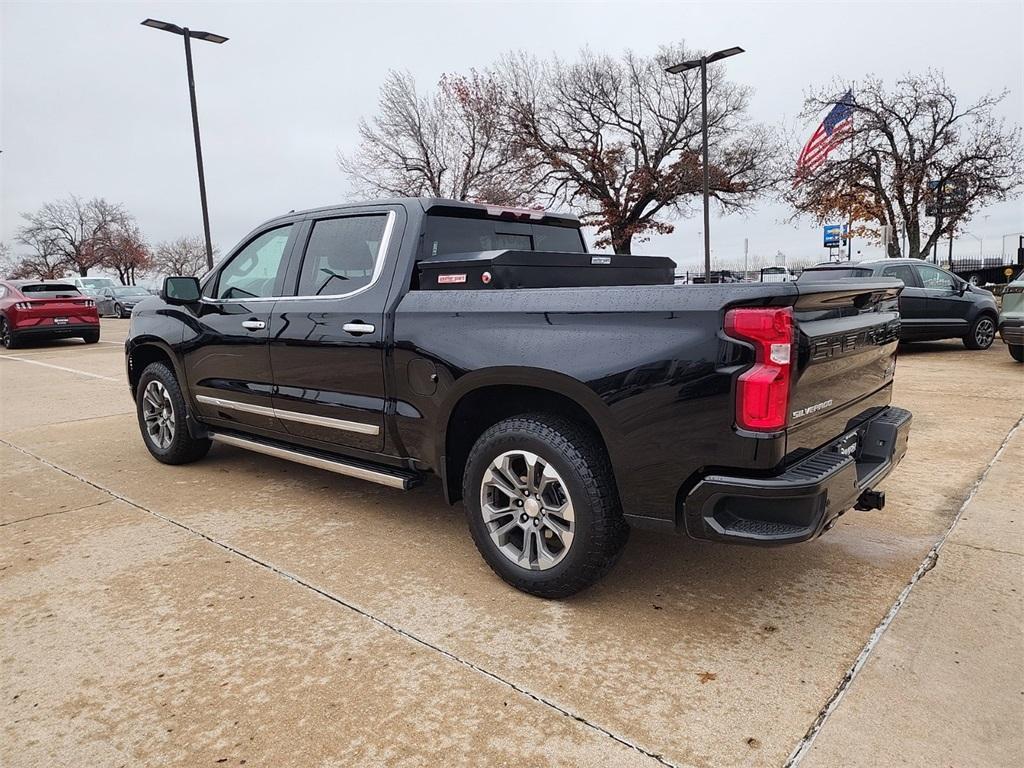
xmin=210 ymin=432 xmax=421 ymax=490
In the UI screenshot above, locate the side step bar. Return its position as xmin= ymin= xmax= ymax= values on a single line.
xmin=210 ymin=432 xmax=421 ymax=490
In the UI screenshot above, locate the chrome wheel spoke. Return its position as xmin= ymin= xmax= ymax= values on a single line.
xmin=481 ymin=501 xmax=514 ymax=523
xmin=142 ymin=381 xmax=175 ymax=449
xmin=481 ymin=449 xmax=575 ymax=572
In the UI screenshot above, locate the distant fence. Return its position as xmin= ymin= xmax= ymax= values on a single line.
xmin=675 ymin=268 xmax=795 ymax=284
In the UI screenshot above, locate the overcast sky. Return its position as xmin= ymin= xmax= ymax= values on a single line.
xmin=2 ymin=0 xmax=1022 ymax=272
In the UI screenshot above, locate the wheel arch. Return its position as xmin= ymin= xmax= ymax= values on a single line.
xmin=126 ymin=338 xmax=186 ymax=400
xmin=438 ymin=368 xmax=621 ymax=506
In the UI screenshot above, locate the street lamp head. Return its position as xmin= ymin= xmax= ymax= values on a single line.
xmin=190 ymin=30 xmax=229 ymax=44
xmin=706 ymin=46 xmax=745 ymax=64
xmin=665 ymin=46 xmax=744 ymax=73
xmin=140 ymin=19 xmax=228 ymax=43
xmin=141 ymin=18 xmax=184 ymax=35
xmin=665 ymin=59 xmax=701 ymax=74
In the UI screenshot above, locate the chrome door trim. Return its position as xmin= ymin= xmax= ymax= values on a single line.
xmin=210 ymin=432 xmax=409 ymax=489
xmin=199 ymin=210 xmax=397 ymax=305
xmin=196 ymin=394 xmax=381 ymax=436
xmin=196 ymin=395 xmax=275 ymax=419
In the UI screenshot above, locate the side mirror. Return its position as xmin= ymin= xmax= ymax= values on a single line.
xmin=161 ymin=276 xmax=202 ymax=304
xmin=957 ymin=281 xmax=968 ymax=295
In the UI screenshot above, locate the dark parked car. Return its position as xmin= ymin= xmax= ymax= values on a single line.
xmin=124 ymin=198 xmax=912 ymax=597
xmin=96 ymin=285 xmax=152 ymax=318
xmin=799 ymin=259 xmax=1000 ymax=349
xmin=0 ymin=280 xmax=100 ymax=348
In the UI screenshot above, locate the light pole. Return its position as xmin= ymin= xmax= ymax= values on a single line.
xmin=141 ymin=18 xmax=228 ymax=270
xmin=666 ymin=46 xmax=744 ymax=279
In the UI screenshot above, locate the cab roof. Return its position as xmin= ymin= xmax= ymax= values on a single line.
xmin=265 ymin=197 xmax=581 ymax=228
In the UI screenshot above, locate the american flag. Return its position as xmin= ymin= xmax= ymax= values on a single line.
xmin=795 ymin=90 xmax=855 ymax=181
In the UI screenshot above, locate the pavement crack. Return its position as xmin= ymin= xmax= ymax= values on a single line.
xmin=945 ymin=540 xmax=1023 ymax=558
xmin=783 ymin=413 xmax=1024 ymax=767
xmin=0 ymin=436 xmax=678 ymax=768
xmin=0 ymin=499 xmax=114 ymax=527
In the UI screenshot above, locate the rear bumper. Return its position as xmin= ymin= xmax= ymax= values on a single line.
xmin=11 ymin=323 xmax=98 ymax=339
xmin=682 ymin=406 xmax=912 ymax=545
xmin=998 ymin=318 xmax=1024 ymax=345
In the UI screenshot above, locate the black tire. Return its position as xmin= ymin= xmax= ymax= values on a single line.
xmin=0 ymin=317 xmax=21 ymax=349
xmin=115 ymin=303 xmax=125 ymax=319
xmin=82 ymin=330 xmax=100 ymax=344
xmin=462 ymin=414 xmax=629 ymax=598
xmin=1009 ymin=344 xmax=1024 ymax=363
xmin=964 ymin=314 xmax=996 ymax=350
xmin=135 ymin=362 xmax=211 ymax=465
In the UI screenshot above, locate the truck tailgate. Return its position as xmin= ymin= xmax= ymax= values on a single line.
xmin=786 ymin=279 xmax=903 ymax=457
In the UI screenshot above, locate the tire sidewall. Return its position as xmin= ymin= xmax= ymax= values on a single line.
xmin=136 ymin=363 xmax=190 ymax=460
xmin=0 ymin=317 xmax=13 ymax=348
xmin=463 ymin=422 xmax=601 ymax=588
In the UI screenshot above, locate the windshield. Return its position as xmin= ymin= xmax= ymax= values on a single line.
xmin=424 ymin=215 xmax=586 ymax=258
xmin=80 ymin=278 xmax=115 ymax=288
xmin=797 ymin=267 xmax=873 ymax=281
xmin=113 ymin=286 xmax=149 ymax=297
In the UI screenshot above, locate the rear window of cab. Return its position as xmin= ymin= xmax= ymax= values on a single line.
xmin=19 ymin=284 xmax=82 ymax=298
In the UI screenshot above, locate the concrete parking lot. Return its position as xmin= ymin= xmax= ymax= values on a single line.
xmin=1 ymin=319 xmax=1021 ymax=768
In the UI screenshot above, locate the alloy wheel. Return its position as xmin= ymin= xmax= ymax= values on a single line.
xmin=480 ymin=450 xmax=575 ymax=570
xmin=142 ymin=380 xmax=175 ymax=449
xmin=0 ymin=318 xmax=10 ymax=348
xmin=975 ymin=318 xmax=995 ymax=348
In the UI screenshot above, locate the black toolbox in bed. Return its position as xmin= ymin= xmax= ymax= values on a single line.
xmin=417 ymin=250 xmax=676 ymax=290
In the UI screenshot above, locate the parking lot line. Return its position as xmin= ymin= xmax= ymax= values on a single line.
xmin=0 ymin=355 xmax=121 ymax=382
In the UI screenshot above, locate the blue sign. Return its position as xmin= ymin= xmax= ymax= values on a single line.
xmin=823 ymin=224 xmax=849 ymax=248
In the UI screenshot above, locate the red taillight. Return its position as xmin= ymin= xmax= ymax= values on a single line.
xmin=724 ymin=307 xmax=794 ymax=432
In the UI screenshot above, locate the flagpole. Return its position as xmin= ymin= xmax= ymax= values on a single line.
xmin=847 ymin=84 xmax=854 ymax=261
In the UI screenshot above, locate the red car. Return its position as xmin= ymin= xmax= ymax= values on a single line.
xmin=0 ymin=280 xmax=100 ymax=348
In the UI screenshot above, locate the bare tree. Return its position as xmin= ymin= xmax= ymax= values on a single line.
xmin=497 ymin=44 xmax=782 ymax=253
xmin=339 ymin=70 xmax=540 ymax=205
xmin=5 ymin=229 xmax=67 ymax=280
xmin=101 ymin=223 xmax=152 ymax=285
xmin=788 ymin=72 xmax=1024 ymax=258
xmin=17 ymin=196 xmax=132 ymax=276
xmin=152 ymin=236 xmax=214 ymax=277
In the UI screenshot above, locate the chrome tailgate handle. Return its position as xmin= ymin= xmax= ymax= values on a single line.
xmin=241 ymin=320 xmax=266 ymax=331
xmin=342 ymin=322 xmax=375 ymax=335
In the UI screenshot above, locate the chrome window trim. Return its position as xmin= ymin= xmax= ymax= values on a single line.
xmin=200 ymin=210 xmax=396 ymax=305
xmin=196 ymin=394 xmax=380 ymax=436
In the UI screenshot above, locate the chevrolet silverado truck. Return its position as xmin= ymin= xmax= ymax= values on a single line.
xmin=125 ymin=198 xmax=912 ymax=597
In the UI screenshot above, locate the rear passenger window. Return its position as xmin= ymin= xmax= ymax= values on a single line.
xmin=881 ymin=265 xmax=917 ymax=286
xmin=215 ymin=225 xmax=293 ymax=300
xmin=297 ymin=215 xmax=388 ymax=296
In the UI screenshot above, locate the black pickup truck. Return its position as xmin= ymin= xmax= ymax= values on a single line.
xmin=125 ymin=198 xmax=912 ymax=597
